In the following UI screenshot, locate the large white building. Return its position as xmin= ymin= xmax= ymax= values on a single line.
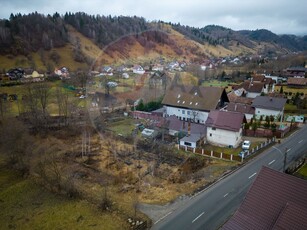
xmin=162 ymin=85 xmax=229 ymax=124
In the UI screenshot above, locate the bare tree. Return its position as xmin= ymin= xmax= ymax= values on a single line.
xmin=55 ymin=86 xmax=70 ymax=126
xmin=0 ymin=118 xmax=33 ymax=174
xmin=33 ymin=82 xmax=50 ymax=115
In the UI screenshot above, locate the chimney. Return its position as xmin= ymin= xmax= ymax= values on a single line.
xmin=188 ymin=120 xmax=191 ymax=136
xmin=235 ymin=104 xmax=237 ymax=111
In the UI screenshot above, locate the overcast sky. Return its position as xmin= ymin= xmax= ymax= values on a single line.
xmin=1 ymin=0 xmax=306 ymax=35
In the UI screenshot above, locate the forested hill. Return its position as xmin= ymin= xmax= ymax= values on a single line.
xmin=0 ymin=12 xmax=306 ymax=71
xmin=0 ymin=12 xmax=149 ymax=55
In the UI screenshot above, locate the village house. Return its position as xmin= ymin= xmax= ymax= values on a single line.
xmin=233 ymin=80 xmax=264 ymax=98
xmin=54 ymin=67 xmax=69 ymax=79
xmin=252 ymin=74 xmax=276 ymax=94
xmin=225 ymin=102 xmax=255 ymax=121
xmin=152 ymin=63 xmax=164 ymax=72
xmin=205 ymin=110 xmax=246 ymax=148
xmin=283 ymin=66 xmax=307 ymax=78
xmin=287 ymin=77 xmax=307 ymax=88
xmin=227 ymin=89 xmax=254 ymax=105
xmin=252 ymin=96 xmax=287 ymax=119
xmin=223 ymin=167 xmax=307 ymax=230
xmin=133 ymin=65 xmax=145 ymax=74
xmin=162 ymin=84 xmax=229 ymax=124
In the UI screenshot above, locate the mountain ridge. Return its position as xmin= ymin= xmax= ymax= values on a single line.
xmin=0 ymin=12 xmax=306 ymax=71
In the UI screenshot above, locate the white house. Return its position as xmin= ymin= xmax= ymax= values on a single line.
xmin=252 ymin=96 xmax=287 ymax=119
xmin=133 ymin=65 xmax=145 ymax=74
xmin=233 ymin=81 xmax=264 ymax=98
xmin=252 ymin=75 xmax=276 ymax=94
xmin=162 ymin=84 xmax=229 ymax=124
xmin=180 ymin=134 xmax=202 ymax=148
xmin=205 ymin=110 xmax=246 ymax=148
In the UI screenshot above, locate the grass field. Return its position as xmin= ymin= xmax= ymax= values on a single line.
xmin=0 ymin=168 xmax=128 ymax=230
xmin=107 ymin=118 xmax=136 ymax=136
xmin=201 ymin=80 xmax=231 ymax=88
xmin=0 ymin=81 xmax=85 ymax=116
xmin=297 ymin=163 xmax=307 ymax=178
xmin=274 ymin=85 xmax=307 ymax=95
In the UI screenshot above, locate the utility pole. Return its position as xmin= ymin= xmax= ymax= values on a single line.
xmin=283 ymin=148 xmax=288 ymax=173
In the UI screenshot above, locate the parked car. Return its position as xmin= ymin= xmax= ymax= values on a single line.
xmin=242 ymin=140 xmax=251 ymax=150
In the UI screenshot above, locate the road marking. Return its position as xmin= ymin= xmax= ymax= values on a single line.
xmin=192 ymin=212 xmax=204 ymax=223
xmin=154 ymin=211 xmax=172 ymax=224
xmin=299 ymin=140 xmax=303 ymax=143
xmin=223 ymin=193 xmax=229 ymax=198
xmin=268 ymin=160 xmax=276 ymax=165
xmin=249 ymin=173 xmax=257 ymax=179
xmin=287 ymin=148 xmax=291 ymax=152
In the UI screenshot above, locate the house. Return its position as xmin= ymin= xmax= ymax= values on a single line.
xmin=6 ymin=68 xmax=24 ymax=80
xmin=227 ymin=90 xmax=253 ymax=105
xmin=152 ymin=64 xmax=164 ymax=72
xmin=264 ymin=74 xmax=283 ymax=84
xmin=164 ymin=115 xmax=206 ymax=148
xmin=141 ymin=128 xmax=159 ymax=139
xmin=54 ymin=67 xmax=69 ymax=79
xmin=162 ymin=85 xmax=229 ymax=124
xmin=233 ymin=80 xmax=265 ymax=98
xmin=205 ymin=110 xmax=246 ymax=147
xmin=23 ymin=70 xmax=45 ymax=82
xmin=149 ymin=71 xmax=168 ymax=88
xmin=252 ymin=74 xmax=276 ymax=94
xmin=165 ymin=115 xmax=206 ymax=137
xmin=180 ymin=133 xmax=204 ymax=148
xmin=133 ymin=65 xmax=145 ymax=74
xmin=252 ymin=96 xmax=287 ymax=119
xmin=226 ymin=102 xmax=255 ymax=121
xmin=223 ymin=167 xmax=307 ymax=230
xmin=98 ymin=66 xmax=113 ymax=76
xmin=287 ymin=77 xmax=307 ymax=88
xmin=122 ymin=73 xmax=130 ymax=79
xmin=283 ymin=66 xmax=307 ymax=78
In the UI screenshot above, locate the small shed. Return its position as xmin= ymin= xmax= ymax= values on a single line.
xmin=180 ymin=134 xmax=203 ymax=148
xmin=141 ymin=128 xmax=158 ymax=139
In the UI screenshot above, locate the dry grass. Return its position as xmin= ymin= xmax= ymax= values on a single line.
xmin=0 ymin=168 xmax=128 ymax=230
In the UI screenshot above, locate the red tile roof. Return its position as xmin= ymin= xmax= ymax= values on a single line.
xmin=205 ymin=110 xmax=245 ymax=132
xmin=227 ymin=91 xmax=254 ymax=104
xmin=223 ymin=167 xmax=307 ymax=230
xmin=252 ymin=74 xmax=265 ymax=82
xmin=287 ymin=77 xmax=307 ymax=86
xmin=227 ymin=102 xmax=255 ymax=115
xmin=166 ymin=115 xmax=207 ymax=135
xmin=234 ymin=81 xmax=264 ymax=93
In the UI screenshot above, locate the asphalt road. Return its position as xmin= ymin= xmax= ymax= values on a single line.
xmin=153 ymin=125 xmax=307 ymax=230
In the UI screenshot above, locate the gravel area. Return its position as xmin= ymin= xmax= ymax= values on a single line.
xmin=138 ymin=194 xmax=190 ymax=224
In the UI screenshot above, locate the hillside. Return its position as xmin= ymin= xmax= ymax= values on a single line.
xmin=0 ymin=12 xmax=306 ymax=72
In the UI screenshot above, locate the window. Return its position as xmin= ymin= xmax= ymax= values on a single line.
xmin=182 ymin=110 xmax=185 ymax=114
xmin=210 ymin=133 xmax=212 ymax=137
xmin=187 ymin=111 xmax=190 ymax=115
xmin=212 ymin=127 xmax=216 ymax=130
xmin=184 ymin=142 xmax=192 ymax=146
